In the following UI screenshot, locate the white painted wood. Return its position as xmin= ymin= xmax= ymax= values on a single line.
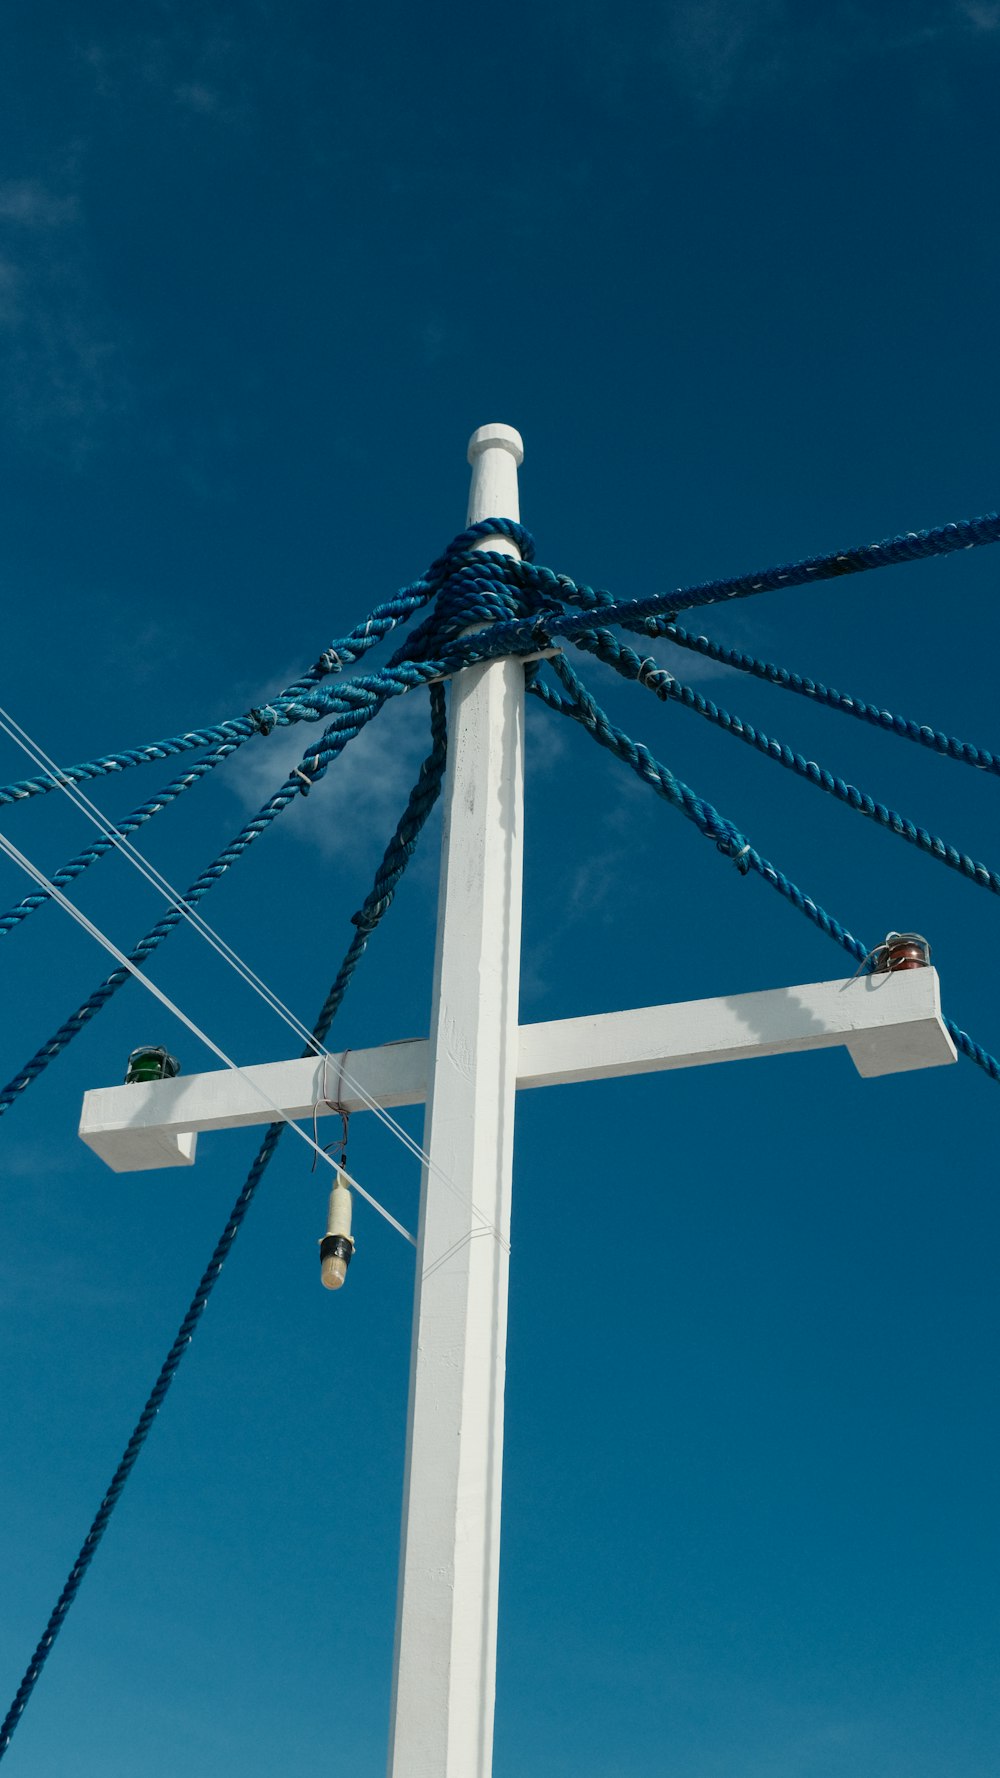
xmin=78 ymin=970 xmax=954 ymax=1172
xmin=78 ymin=1040 xmax=428 ymax=1171
xmin=518 ymin=966 xmax=957 ymax=1086
xmin=386 ymin=426 xmax=525 ymax=1778
xmin=73 ymin=418 xmax=959 ymax=1778
xmin=464 ymin=422 xmax=524 ymax=548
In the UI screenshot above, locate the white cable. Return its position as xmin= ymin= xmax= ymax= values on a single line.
xmin=0 ymin=704 xmax=422 ymax=1122
xmin=0 ymin=702 xmax=505 ymax=1242
xmin=0 ymin=827 xmax=416 ymax=1247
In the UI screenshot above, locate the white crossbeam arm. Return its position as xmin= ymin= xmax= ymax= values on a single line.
xmin=78 ymin=968 xmax=954 ymax=1173
xmin=519 ymin=963 xmax=957 ymax=1086
xmin=78 ymin=1038 xmax=428 ymax=1172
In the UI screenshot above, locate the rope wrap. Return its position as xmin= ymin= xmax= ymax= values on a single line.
xmin=3 ymin=499 xmax=1000 ymax=1761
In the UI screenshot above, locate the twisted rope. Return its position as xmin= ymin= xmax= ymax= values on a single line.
xmin=946 ymin=1021 xmax=1000 ymax=1082
xmin=566 ymin=628 xmax=1000 ymax=898
xmin=530 ymin=658 xmax=1000 ymax=1086
xmin=0 ymin=537 xmax=543 ymax=1114
xmin=651 ymin=618 xmax=1000 ymax=777
xmin=0 ymin=686 xmax=449 ymax=1764
xmin=617 ymin=509 xmax=1000 ymax=621
xmin=0 ymin=520 xmax=529 ymax=808
xmin=0 ymin=676 xmax=408 ymax=1116
xmin=310 ymin=683 xmax=447 ymax=1038
xmin=535 ymin=655 xmax=753 ymax=866
xmin=0 ymin=741 xmax=245 ymax=937
xmin=3 ymin=503 xmax=1000 ymax=1757
xmin=6 ymin=504 xmax=999 ymax=807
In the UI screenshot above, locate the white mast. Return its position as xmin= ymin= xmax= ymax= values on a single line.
xmin=386 ymin=423 xmax=525 ymax=1778
xmin=78 ymin=426 xmax=957 ymax=1776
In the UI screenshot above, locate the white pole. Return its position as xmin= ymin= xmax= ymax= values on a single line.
xmin=386 ymin=424 xmax=525 ymax=1778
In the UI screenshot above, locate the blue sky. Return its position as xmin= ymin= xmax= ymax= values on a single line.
xmin=1 ymin=2 xmax=999 ymax=1773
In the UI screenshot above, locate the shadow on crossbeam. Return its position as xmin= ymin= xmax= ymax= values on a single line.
xmin=78 ymin=968 xmax=956 ymax=1173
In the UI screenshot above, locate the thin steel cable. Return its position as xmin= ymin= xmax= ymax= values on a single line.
xmin=0 ymin=690 xmax=461 ymax=1763
xmin=0 ymin=700 xmax=505 ymax=1245
xmin=0 ymin=828 xmax=414 ymax=1244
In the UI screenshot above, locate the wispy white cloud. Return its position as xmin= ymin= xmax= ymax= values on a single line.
xmin=0 ymin=9 xmax=275 ymax=460
xmin=226 ymin=686 xmax=435 ymax=862
xmin=634 ymin=634 xmax=743 ymax=687
xmin=550 ymin=633 xmax=742 ymax=696
xmin=526 ymin=691 xmax=572 ymax=769
xmin=2 ymin=1137 xmax=69 ymax=1180
xmin=569 ymin=0 xmax=998 ymax=116
xmin=174 ymin=81 xmax=226 ymax=116
xmin=958 ymin=0 xmax=1000 ymax=26
xmin=566 ymin=846 xmax=630 ymax=917
xmin=0 ymin=169 xmax=129 ymax=459
xmin=80 ymin=10 xmax=261 ymax=128
xmin=0 ymin=179 xmax=79 ymax=228
xmin=663 ymin=0 xmax=788 ymax=112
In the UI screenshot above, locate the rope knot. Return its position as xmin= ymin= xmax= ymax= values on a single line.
xmin=714 ymin=826 xmax=753 ymax=873
xmin=439 ymin=517 xmax=535 ymax=566
xmin=636 ymin=657 xmax=674 ymax=698
xmin=401 ymin=520 xmax=541 ymax=661
xmin=352 ymin=895 xmax=390 ymax=934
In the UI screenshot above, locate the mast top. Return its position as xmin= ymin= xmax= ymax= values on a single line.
xmin=467 ymin=422 xmax=523 ymax=466
xmin=466 ymin=423 xmax=523 ymax=549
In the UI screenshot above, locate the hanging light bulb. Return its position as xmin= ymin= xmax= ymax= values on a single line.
xmin=319 ymin=1170 xmax=355 ymax=1290
xmin=124 ymin=1045 xmax=180 ymax=1084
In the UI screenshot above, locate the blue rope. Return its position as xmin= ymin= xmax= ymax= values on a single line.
xmin=0 ymin=741 xmax=245 ymax=938
xmin=452 ymin=510 xmax=1000 ymax=630
xmin=536 ymin=655 xmax=755 ymax=867
xmin=6 ymin=497 xmax=1000 ymax=1757
xmin=946 ymin=1020 xmax=1000 ymax=1082
xmin=565 ymin=628 xmax=1000 ymax=898
xmin=3 ymin=505 xmax=1000 ymax=1754
xmin=530 ymin=658 xmax=1000 ymax=1087
xmin=0 ymin=716 xmax=261 ymax=807
xmin=0 ymin=786 xmax=296 ymax=1117
xmin=5 ymin=504 xmax=999 ymax=808
xmin=0 ymin=512 xmax=995 ymax=1099
xmin=605 ymin=509 xmax=1000 ymax=622
xmin=0 ymin=674 xmax=411 ymax=1116
xmin=0 ymin=508 xmax=995 ymax=1109
xmin=650 ymin=618 xmax=1000 ymax=777
xmin=0 ymin=540 xmax=547 ymax=1115
xmin=0 ymin=685 xmax=448 ymax=1764
xmin=310 ymin=683 xmax=448 ymax=1036
xmin=0 ymin=520 xmax=530 ymax=809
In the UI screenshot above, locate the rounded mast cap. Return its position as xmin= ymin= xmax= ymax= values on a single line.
xmin=467 ymin=423 xmax=524 ymax=466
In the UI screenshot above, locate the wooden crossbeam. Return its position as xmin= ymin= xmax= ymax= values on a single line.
xmin=79 ymin=966 xmax=955 ymax=1174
